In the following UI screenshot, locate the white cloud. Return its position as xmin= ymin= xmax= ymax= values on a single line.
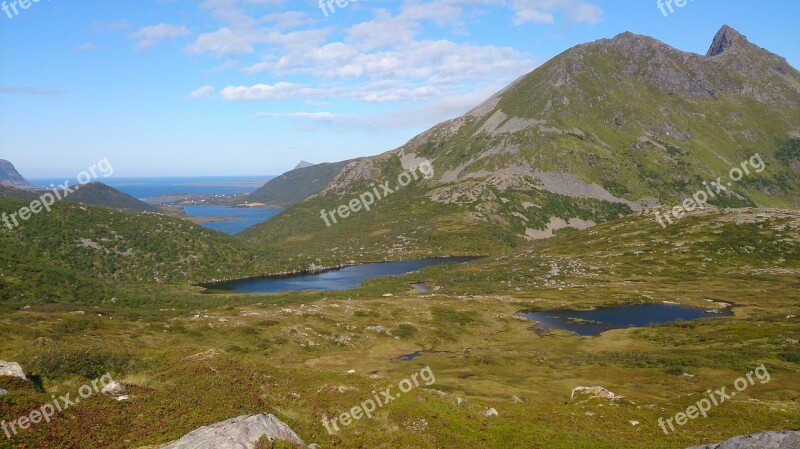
xmin=511 ymin=0 xmax=603 ymax=25
xmin=133 ymin=23 xmax=191 ymax=49
xmin=76 ymin=43 xmax=97 ymax=52
xmin=215 ymin=80 xmax=444 ymax=103
xmin=188 ymin=85 xmax=217 ymax=99
xmin=253 ymin=84 xmax=504 ymax=129
xmin=183 ymin=0 xmax=597 ymax=133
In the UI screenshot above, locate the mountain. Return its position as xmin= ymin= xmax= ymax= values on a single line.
xmin=0 ymin=180 xmax=163 ymax=214
xmin=242 ymin=26 xmax=800 ymax=261
xmin=0 ymin=160 xmax=34 ymax=189
xmin=0 ymin=196 xmax=282 ymax=304
xmin=294 ymin=160 xmax=314 ymax=170
xmin=0 ymin=184 xmax=39 ymax=200
xmin=61 ymin=182 xmax=163 ymax=213
xmin=245 ymin=159 xmax=360 ymax=208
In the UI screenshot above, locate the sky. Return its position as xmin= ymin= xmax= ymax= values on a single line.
xmin=1 ymin=0 xmax=799 ymax=177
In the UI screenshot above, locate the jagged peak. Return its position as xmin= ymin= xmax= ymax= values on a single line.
xmin=706 ymin=25 xmax=747 ymax=57
xmin=294 ymin=160 xmax=314 ymax=170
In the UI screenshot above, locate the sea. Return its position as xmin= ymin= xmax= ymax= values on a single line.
xmin=27 ymin=176 xmax=280 ymax=235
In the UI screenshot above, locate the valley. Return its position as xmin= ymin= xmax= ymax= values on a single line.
xmin=1 ymin=13 xmax=799 ymax=449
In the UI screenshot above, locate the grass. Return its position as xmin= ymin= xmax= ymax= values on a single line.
xmin=1 ymin=207 xmax=799 ymax=448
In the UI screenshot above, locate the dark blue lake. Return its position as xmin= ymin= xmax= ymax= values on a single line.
xmin=205 ymin=257 xmax=479 ymax=294
xmin=517 ymin=303 xmax=731 ymax=336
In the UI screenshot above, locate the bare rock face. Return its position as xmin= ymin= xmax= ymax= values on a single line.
xmin=686 ymin=431 xmax=800 ymax=449
xmin=161 ymin=413 xmax=305 ymax=449
xmin=706 ymin=25 xmax=744 ymax=57
xmin=0 ymin=361 xmax=27 ymax=381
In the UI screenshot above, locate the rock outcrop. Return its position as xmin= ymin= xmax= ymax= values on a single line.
xmin=570 ymin=386 xmax=623 ymax=402
xmin=687 ymin=430 xmax=800 ymax=449
xmin=0 ymin=361 xmax=27 ymax=381
xmin=101 ymin=380 xmax=129 ymax=401
xmin=160 ymin=413 xmax=305 ymax=449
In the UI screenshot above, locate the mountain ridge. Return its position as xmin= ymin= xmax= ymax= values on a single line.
xmin=242 ymin=25 xmax=800 ymax=260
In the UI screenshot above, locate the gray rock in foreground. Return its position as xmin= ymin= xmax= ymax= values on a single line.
xmin=0 ymin=388 xmax=10 ymax=397
xmin=161 ymin=413 xmax=304 ymax=449
xmin=687 ymin=430 xmax=800 ymax=449
xmin=101 ymin=380 xmax=126 ymax=397
xmin=0 ymin=360 xmax=27 ymax=381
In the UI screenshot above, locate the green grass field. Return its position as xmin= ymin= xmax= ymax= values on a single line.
xmin=1 ymin=207 xmax=798 ymax=448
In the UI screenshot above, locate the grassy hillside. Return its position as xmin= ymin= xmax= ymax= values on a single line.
xmin=0 ymin=182 xmax=166 ymax=214
xmin=1 ymin=207 xmax=797 ymax=449
xmin=0 ymin=198 xmax=298 ymax=309
xmin=241 ymin=158 xmax=632 ymax=263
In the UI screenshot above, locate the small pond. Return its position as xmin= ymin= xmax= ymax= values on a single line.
xmin=516 ymin=303 xmax=731 ymax=336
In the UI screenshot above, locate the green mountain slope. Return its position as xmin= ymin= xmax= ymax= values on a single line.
xmin=0 ymin=184 xmax=39 ymax=200
xmin=0 ymin=198 xmax=286 ymax=306
xmin=242 ymin=26 xmax=800 ymax=260
xmin=0 ymin=181 xmax=164 ymax=214
xmin=63 ymin=182 xmax=163 ymax=213
xmin=246 ymin=159 xmax=359 ymax=207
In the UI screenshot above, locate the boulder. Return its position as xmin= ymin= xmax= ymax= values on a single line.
xmin=686 ymin=430 xmax=800 ymax=449
xmin=483 ymin=408 xmax=498 ymax=417
xmin=0 ymin=388 xmax=9 ymax=397
xmin=0 ymin=361 xmax=27 ymax=381
xmin=570 ymin=386 xmax=623 ymax=401
xmin=366 ymin=325 xmax=391 ymax=335
xmin=101 ymin=380 xmax=126 ymax=397
xmin=161 ymin=413 xmax=305 ymax=449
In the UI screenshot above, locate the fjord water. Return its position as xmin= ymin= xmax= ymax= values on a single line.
xmin=206 ymin=257 xmax=479 ymax=294
xmin=181 ymin=205 xmax=281 ymax=234
xmin=31 ymin=176 xmax=277 ymax=234
xmin=518 ymin=303 xmax=731 ymax=336
xmin=29 ymin=176 xmax=271 ymax=198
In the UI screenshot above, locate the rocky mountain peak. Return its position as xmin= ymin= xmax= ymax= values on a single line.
xmin=706 ymin=25 xmax=747 ymax=57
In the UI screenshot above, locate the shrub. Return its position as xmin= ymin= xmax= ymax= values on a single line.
xmin=395 ymin=324 xmax=418 ymax=339
xmin=254 ymin=436 xmax=301 ymax=449
xmin=30 ymin=346 xmax=132 ymax=380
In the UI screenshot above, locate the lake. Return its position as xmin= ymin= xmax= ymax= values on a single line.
xmin=205 ymin=257 xmax=479 ymax=294
xmin=517 ymin=303 xmax=731 ymax=336
xmin=181 ymin=205 xmax=281 ymax=234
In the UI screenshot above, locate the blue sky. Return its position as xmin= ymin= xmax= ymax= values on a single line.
xmin=1 ymin=0 xmax=799 ymax=177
